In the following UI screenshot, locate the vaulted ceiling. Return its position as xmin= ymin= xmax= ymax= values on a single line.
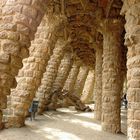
xmin=46 ymin=0 xmax=124 ymax=68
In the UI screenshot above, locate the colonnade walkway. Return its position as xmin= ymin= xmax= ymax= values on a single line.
xmin=0 ymin=107 xmax=127 ymax=140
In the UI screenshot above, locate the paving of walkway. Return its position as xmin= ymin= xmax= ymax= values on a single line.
xmin=0 ymin=107 xmax=127 ymax=140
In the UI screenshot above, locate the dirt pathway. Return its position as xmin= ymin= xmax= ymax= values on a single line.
xmin=0 ymin=107 xmax=127 ymax=140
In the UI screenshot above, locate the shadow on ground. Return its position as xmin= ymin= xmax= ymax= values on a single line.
xmin=0 ymin=107 xmax=127 ymax=140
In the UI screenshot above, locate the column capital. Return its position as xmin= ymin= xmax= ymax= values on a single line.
xmin=102 ymin=19 xmax=124 ymax=35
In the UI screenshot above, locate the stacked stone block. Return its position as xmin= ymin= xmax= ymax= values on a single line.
xmin=36 ymin=38 xmax=69 ymax=114
xmin=0 ymin=0 xmax=48 ymax=129
xmin=40 ymin=49 xmax=73 ymax=111
xmin=81 ymin=70 xmax=95 ymax=104
xmin=63 ymin=58 xmax=81 ymax=93
xmin=121 ymin=1 xmax=140 ymax=139
xmin=51 ymin=50 xmax=73 ymax=92
xmin=73 ymin=65 xmax=89 ymax=97
xmin=101 ymin=20 xmax=124 ymax=133
xmin=3 ymin=15 xmax=63 ymax=128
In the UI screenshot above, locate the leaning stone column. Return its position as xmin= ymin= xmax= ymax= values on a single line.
xmin=81 ymin=70 xmax=95 ymax=104
xmin=101 ymin=20 xmax=124 ymax=133
xmin=45 ymin=49 xmax=73 ymax=109
xmin=73 ymin=65 xmax=89 ymax=97
xmin=36 ymin=38 xmax=69 ymax=114
xmin=63 ymin=58 xmax=81 ymax=92
xmin=121 ymin=1 xmax=140 ymax=139
xmin=51 ymin=49 xmax=73 ymax=92
xmin=0 ymin=0 xmax=48 ymax=128
xmin=94 ymin=46 xmax=103 ymax=121
xmin=4 ymin=17 xmax=64 ymax=128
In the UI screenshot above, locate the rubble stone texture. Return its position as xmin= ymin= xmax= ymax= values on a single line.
xmin=61 ymin=59 xmax=82 ymax=107
xmin=0 ymin=0 xmax=48 ymax=129
xmin=0 ymin=0 xmax=3 ymax=129
xmin=94 ymin=46 xmax=103 ymax=121
xmin=81 ymin=70 xmax=95 ymax=104
xmin=45 ymin=50 xmax=73 ymax=109
xmin=0 ymin=0 xmax=139 ymax=139
xmin=3 ymin=15 xmax=63 ymax=128
xmin=36 ymin=38 xmax=68 ymax=114
xmin=45 ymin=89 xmax=92 ymax=112
xmin=51 ymin=49 xmax=73 ymax=92
xmin=101 ymin=20 xmax=124 ymax=133
xmin=121 ymin=0 xmax=140 ymax=139
xmin=63 ymin=59 xmax=81 ymax=93
xmin=73 ymin=65 xmax=89 ymax=97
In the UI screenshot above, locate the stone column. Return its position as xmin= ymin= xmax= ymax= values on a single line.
xmin=94 ymin=46 xmax=103 ymax=121
xmin=81 ymin=70 xmax=95 ymax=104
xmin=4 ymin=21 xmax=65 ymax=128
xmin=36 ymin=39 xmax=68 ymax=114
xmin=63 ymin=59 xmax=81 ymax=92
xmin=51 ymin=50 xmax=73 ymax=92
xmin=45 ymin=50 xmax=73 ymax=109
xmin=73 ymin=65 xmax=89 ymax=97
xmin=0 ymin=0 xmax=48 ymax=128
xmin=0 ymin=0 xmax=3 ymax=129
xmin=121 ymin=1 xmax=140 ymax=139
xmin=102 ymin=20 xmax=124 ymax=133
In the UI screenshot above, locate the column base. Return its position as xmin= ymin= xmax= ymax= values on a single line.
xmin=102 ymin=123 xmax=121 ymax=133
xmin=4 ymin=116 xmax=25 ymax=128
xmin=94 ymin=112 xmax=101 ymax=121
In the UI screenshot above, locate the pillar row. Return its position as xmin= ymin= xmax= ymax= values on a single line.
xmin=102 ymin=20 xmax=124 ymax=133
xmin=0 ymin=0 xmax=48 ymax=128
xmin=36 ymin=38 xmax=69 ymax=114
xmin=81 ymin=70 xmax=95 ymax=104
xmin=121 ymin=1 xmax=140 ymax=139
xmin=94 ymin=46 xmax=103 ymax=121
xmin=41 ymin=49 xmax=72 ymax=109
xmin=73 ymin=65 xmax=89 ymax=97
xmin=63 ymin=59 xmax=81 ymax=93
xmin=3 ymin=15 xmax=63 ymax=128
xmin=51 ymin=50 xmax=73 ymax=92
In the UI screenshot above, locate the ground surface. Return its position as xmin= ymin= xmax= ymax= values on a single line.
xmin=0 ymin=107 xmax=127 ymax=140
